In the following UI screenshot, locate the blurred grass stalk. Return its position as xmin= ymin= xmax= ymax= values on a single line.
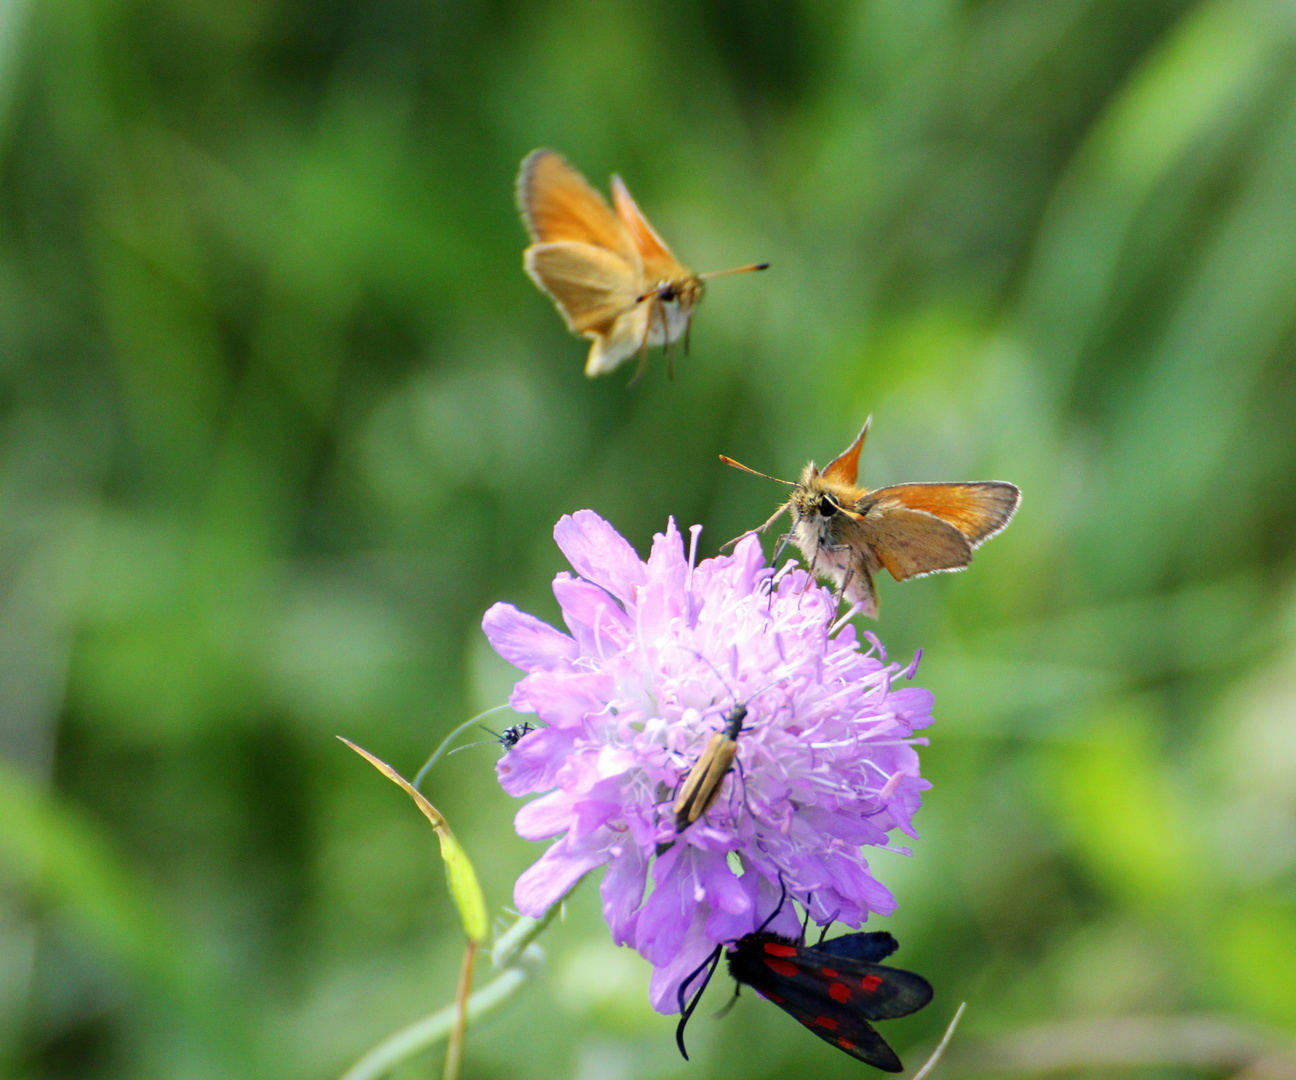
xmin=340 ymin=899 xmax=569 ymax=1080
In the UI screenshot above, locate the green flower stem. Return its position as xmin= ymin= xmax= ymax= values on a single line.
xmin=339 ymin=879 xmax=582 ymax=1080
xmin=491 ymin=894 xmax=566 ymax=969
xmin=339 ymin=958 xmax=533 ymax=1080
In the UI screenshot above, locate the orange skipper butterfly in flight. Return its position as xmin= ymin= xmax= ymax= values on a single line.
xmin=516 ymin=149 xmax=768 ymax=383
xmin=722 ymin=417 xmax=1020 ymax=618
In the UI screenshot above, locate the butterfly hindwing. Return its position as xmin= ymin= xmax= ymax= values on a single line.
xmin=857 ymin=505 xmax=974 ymax=581
xmin=727 ymin=932 xmax=933 ymax=1072
xmin=523 ymin=241 xmax=641 ymax=334
xmin=864 ymin=482 xmax=1020 ymax=547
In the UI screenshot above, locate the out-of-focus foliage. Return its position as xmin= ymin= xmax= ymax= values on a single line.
xmin=1 ymin=0 xmax=1295 ymax=1077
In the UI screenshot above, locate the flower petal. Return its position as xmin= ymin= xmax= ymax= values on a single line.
xmin=482 ymin=603 xmax=578 ymax=673
xmin=513 ymin=830 xmax=611 ymax=916
xmin=554 ymin=510 xmax=647 ymax=605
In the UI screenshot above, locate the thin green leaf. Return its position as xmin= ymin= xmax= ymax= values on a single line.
xmin=339 ymin=737 xmax=489 ymax=942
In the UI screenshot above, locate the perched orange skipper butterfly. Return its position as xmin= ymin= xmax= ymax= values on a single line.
xmin=676 ymin=883 xmax=933 ymax=1071
xmin=516 ymin=149 xmax=768 ymax=383
xmin=722 ymin=417 xmax=1020 ymax=618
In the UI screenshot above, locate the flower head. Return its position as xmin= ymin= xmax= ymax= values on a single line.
xmin=482 ymin=511 xmax=932 ymax=1012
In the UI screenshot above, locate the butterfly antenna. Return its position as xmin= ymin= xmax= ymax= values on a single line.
xmin=698 ymin=262 xmax=770 ymax=280
xmin=675 ymin=945 xmax=724 ymax=1060
xmin=718 ymin=455 xmax=794 ymax=486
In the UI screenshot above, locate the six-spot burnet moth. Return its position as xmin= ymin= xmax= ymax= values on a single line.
xmin=676 ymin=881 xmax=933 ymax=1071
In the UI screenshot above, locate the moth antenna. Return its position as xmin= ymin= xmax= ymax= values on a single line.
xmin=675 ymin=945 xmax=724 ymax=1060
xmin=719 ymin=455 xmax=795 ymax=486
xmin=698 ymin=262 xmax=769 ymax=280
xmin=679 ymin=645 xmax=739 ymax=707
xmin=755 ymin=875 xmax=790 ymax=934
xmin=678 ymin=645 xmax=789 ymax=715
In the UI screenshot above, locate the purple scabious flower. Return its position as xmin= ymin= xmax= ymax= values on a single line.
xmin=482 ymin=510 xmax=933 ymax=1013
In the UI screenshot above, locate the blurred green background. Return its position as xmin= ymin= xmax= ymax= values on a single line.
xmin=2 ymin=0 xmax=1296 ymax=1077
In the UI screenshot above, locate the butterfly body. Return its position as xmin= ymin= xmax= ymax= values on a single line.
xmin=724 ymin=417 xmax=1020 ymax=618
xmin=516 ymin=149 xmax=765 ymax=381
xmin=726 ymin=930 xmax=933 ymax=1071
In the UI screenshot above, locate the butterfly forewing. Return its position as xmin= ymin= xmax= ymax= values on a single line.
xmin=610 ymin=175 xmax=688 ymax=283
xmin=865 ymin=482 xmax=1020 ymax=546
xmin=516 ymin=149 xmax=640 ymax=267
xmin=728 ymin=932 xmax=933 ymax=1072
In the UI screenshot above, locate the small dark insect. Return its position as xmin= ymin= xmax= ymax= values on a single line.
xmin=447 ymin=721 xmax=537 ymax=759
xmin=676 ymin=885 xmax=932 ymax=1070
xmin=489 ymin=722 xmax=535 ymax=750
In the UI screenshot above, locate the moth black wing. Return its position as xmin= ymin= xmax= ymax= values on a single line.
xmin=728 ymin=933 xmax=933 ymax=1071
xmin=753 ymin=989 xmax=905 ymax=1071
xmin=815 ymin=931 xmax=898 ymax=964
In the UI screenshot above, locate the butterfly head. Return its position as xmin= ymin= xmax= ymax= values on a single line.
xmin=791 ymin=464 xmax=863 ymax=527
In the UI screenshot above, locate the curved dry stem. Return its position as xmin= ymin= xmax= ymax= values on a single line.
xmin=340 ymin=962 xmax=532 ymax=1080
xmin=339 ymin=877 xmax=585 ymax=1080
xmin=907 ymin=1002 xmax=966 ymax=1080
xmin=955 ymin=1015 xmax=1296 ymax=1079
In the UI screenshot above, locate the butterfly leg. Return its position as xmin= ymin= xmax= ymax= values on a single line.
xmin=720 ymin=502 xmax=790 ymax=553
xmin=835 ymin=566 xmax=855 ymax=607
xmin=627 ymin=300 xmax=656 ymax=387
xmin=712 ymin=982 xmax=742 ymax=1019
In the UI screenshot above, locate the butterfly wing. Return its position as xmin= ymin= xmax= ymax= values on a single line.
xmin=821 ymin=417 xmax=872 ymax=486
xmin=610 ymin=174 xmax=689 ymax=284
xmin=516 ymin=149 xmax=641 ymax=267
xmin=865 ymin=483 xmax=1020 ymax=546
xmin=854 ymin=482 xmax=1018 ymax=581
xmin=523 ymin=242 xmax=641 ymax=334
xmin=728 ymin=934 xmax=932 ymax=1072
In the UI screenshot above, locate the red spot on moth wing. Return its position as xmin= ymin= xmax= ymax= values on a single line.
xmin=828 ymin=982 xmax=851 ymax=1003
xmin=763 ymin=943 xmax=799 ymax=958
xmin=764 ymin=992 xmax=785 ymax=1004
xmin=861 ymin=975 xmax=883 ymax=992
xmin=766 ymin=957 xmax=799 ymax=977
xmin=814 ymin=1016 xmax=840 ymax=1031
xmin=838 ymin=1039 xmax=857 ymax=1051
xmin=820 ymin=968 xmax=839 ymax=978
